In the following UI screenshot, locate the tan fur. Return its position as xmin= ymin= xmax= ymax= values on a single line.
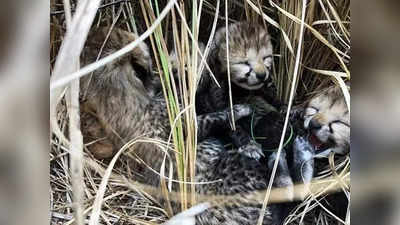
xmin=81 ymin=110 xmax=114 ymax=159
xmin=79 ymin=28 xmax=172 ymax=185
xmin=303 ymin=85 xmax=350 ymax=154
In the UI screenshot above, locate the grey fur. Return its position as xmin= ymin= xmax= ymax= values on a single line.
xmin=292 ymin=136 xmax=315 ymax=185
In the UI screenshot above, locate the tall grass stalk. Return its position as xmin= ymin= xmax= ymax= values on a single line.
xmin=139 ymin=0 xmax=183 ymax=214
xmin=140 ymin=0 xmax=205 ymax=212
xmin=189 ymin=0 xmax=200 ymax=207
xmin=276 ymin=0 xmax=306 ymax=103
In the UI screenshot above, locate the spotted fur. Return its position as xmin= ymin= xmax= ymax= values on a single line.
xmin=194 ymin=138 xmax=287 ymax=225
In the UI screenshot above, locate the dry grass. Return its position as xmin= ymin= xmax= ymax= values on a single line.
xmin=50 ymin=0 xmax=350 ymax=224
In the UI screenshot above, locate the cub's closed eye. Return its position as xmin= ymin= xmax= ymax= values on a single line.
xmin=305 ymin=106 xmax=318 ymax=115
xmin=238 ymin=61 xmax=250 ymax=65
xmin=263 ymin=55 xmax=272 ymax=61
xmin=331 ymin=120 xmax=350 ymax=127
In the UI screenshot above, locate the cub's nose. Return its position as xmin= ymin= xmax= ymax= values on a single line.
xmin=256 ymin=72 xmax=267 ymax=80
xmin=309 ymin=118 xmax=322 ymax=130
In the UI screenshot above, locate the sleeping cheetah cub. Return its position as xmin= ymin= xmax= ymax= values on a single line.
xmin=193 ymin=22 xmax=276 ymax=157
xmin=210 ymin=21 xmax=273 ymax=89
xmin=196 ymin=21 xmax=274 ymax=114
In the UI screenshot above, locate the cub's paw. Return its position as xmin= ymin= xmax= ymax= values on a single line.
xmin=292 ymin=136 xmax=315 ymax=189
xmin=162 ymin=202 xmax=210 ymax=225
xmin=293 ymin=136 xmax=314 ymax=155
xmin=268 ymin=151 xmax=294 ymax=201
xmin=230 ymin=104 xmax=253 ymax=121
xmin=238 ymin=140 xmax=264 ymax=160
xmin=230 ymin=126 xmax=252 ymax=147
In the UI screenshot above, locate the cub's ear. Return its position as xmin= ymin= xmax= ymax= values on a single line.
xmin=208 ymin=26 xmax=226 ymax=66
xmin=213 ymin=26 xmax=227 ymax=46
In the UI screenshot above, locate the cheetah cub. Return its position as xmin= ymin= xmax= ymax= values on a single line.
xmin=197 ymin=21 xmax=274 ymax=114
xmin=302 ymin=84 xmax=350 ymax=157
xmin=291 ymin=84 xmax=350 ymax=187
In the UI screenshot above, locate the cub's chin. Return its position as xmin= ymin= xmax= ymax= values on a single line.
xmin=233 ymin=80 xmax=265 ymax=90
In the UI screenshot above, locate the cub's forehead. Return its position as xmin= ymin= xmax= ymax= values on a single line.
xmin=309 ymin=93 xmax=341 ymax=107
xmin=258 ymin=29 xmax=270 ymax=40
xmin=308 ymin=94 xmax=325 ymax=106
xmin=308 ymin=92 xmax=349 ymax=118
xmin=308 ymin=86 xmax=346 ymax=105
xmin=247 ymin=48 xmax=258 ymax=58
xmin=245 ymin=47 xmax=272 ymax=58
xmin=258 ymin=44 xmax=273 ymax=55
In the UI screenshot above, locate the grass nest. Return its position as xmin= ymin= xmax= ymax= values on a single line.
xmin=50 ymin=0 xmax=350 ymax=224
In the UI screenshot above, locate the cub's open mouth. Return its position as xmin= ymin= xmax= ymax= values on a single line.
xmin=308 ymin=134 xmax=334 ymax=153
